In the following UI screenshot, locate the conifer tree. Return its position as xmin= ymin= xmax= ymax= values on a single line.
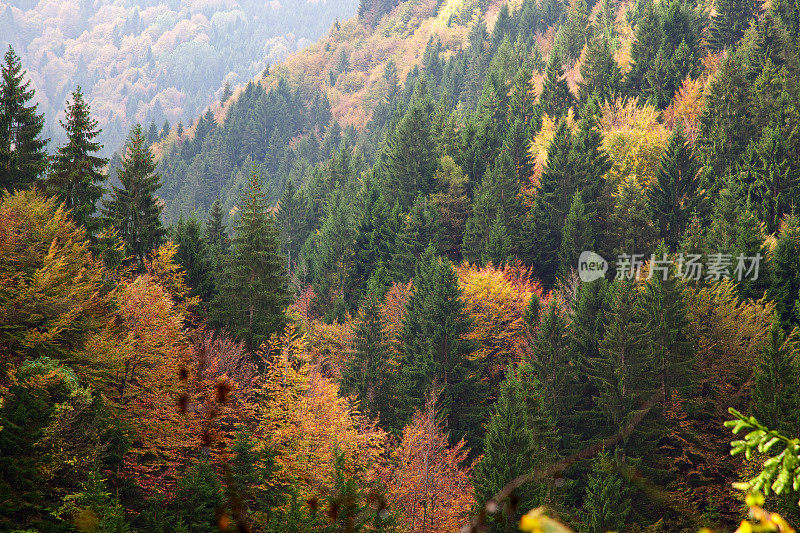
xmin=582 ymin=451 xmax=632 ymax=533
xmin=396 ymin=246 xmax=480 ymax=444
xmin=212 ymin=169 xmax=289 ymax=354
xmin=0 ymin=46 xmax=48 ymax=191
xmin=341 ymin=291 xmax=393 ymax=421
xmin=766 ymin=215 xmax=800 ymax=329
xmin=592 ymin=280 xmax=647 ymax=427
xmin=473 ymin=361 xmax=559 ymax=532
xmin=539 ymin=53 xmax=575 ymax=117
xmin=639 ymin=243 xmax=696 ymax=403
xmin=46 ymin=87 xmax=107 ymax=235
xmin=578 ymin=35 xmax=622 ymax=105
xmin=205 ymin=198 xmax=230 ymax=278
xmin=558 ymin=191 xmax=595 ymax=280
xmin=709 ymin=0 xmax=759 ymax=50
xmin=609 ymin=176 xmax=658 ymax=259
xmin=752 ymin=314 xmax=800 ymax=436
xmin=530 ymin=299 xmax=575 ymax=437
xmin=463 ymin=151 xmax=522 ymax=264
xmin=648 ymin=126 xmax=703 ymax=250
xmin=378 ymin=83 xmax=437 ymax=209
xmin=103 ymin=124 xmax=165 ymax=266
xmin=527 ymin=121 xmax=573 ymax=287
xmin=173 ymin=214 xmax=213 ymax=302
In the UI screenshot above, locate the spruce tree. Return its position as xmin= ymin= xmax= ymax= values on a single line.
xmin=473 ymin=361 xmax=559 ymax=532
xmin=0 ymin=46 xmax=48 ymax=191
xmin=395 ymin=246 xmax=481 ymax=444
xmin=578 ymin=35 xmax=622 ymax=105
xmin=212 ymin=169 xmax=289 ymax=354
xmin=527 ymin=121 xmax=573 ymax=287
xmin=639 ymin=243 xmax=696 ymax=403
xmin=609 ymin=176 xmax=658 ymax=259
xmin=341 ymin=291 xmax=393 ymax=422
xmin=173 ymin=214 xmax=213 ymax=303
xmin=709 ymin=0 xmax=759 ymax=50
xmin=752 ymin=314 xmax=800 ymax=436
xmin=582 ymin=451 xmax=632 ymax=533
xmin=558 ymin=191 xmax=595 ymax=281
xmin=539 ymin=53 xmax=575 ymax=117
xmin=648 ymin=126 xmax=703 ymax=250
xmin=103 ymin=124 xmax=165 ymax=266
xmin=46 ymin=87 xmax=107 ymax=235
xmin=766 ymin=215 xmax=800 ymax=329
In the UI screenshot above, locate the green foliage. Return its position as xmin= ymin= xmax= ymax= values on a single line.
xmin=173 ymin=461 xmax=225 ymax=532
xmin=212 ymin=168 xmax=289 ymax=353
xmin=474 ymin=361 xmax=558 ymax=532
xmin=46 ymin=87 xmax=107 ymax=236
xmin=103 ymin=124 xmax=165 ymax=267
xmin=0 ymin=46 xmax=48 ymax=191
xmin=581 ymin=451 xmax=632 ymax=533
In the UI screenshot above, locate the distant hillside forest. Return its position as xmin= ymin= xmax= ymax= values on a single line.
xmin=0 ymin=0 xmax=358 ymax=154
xmin=4 ymin=0 xmax=800 ymax=529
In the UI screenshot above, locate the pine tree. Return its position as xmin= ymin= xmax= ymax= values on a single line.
xmin=221 ymin=81 xmax=233 ymax=104
xmin=103 ymin=124 xmax=165 ymax=266
xmin=609 ymin=176 xmax=658 ymax=259
xmin=46 ymin=87 xmax=107 ymax=235
xmin=0 ymin=46 xmax=48 ymax=191
xmin=341 ymin=291 xmax=393 ymax=421
xmin=648 ymin=126 xmax=704 ymax=250
xmin=396 ymin=246 xmax=481 ymax=444
xmin=473 ymin=361 xmax=559 ymax=532
xmin=709 ymin=0 xmax=759 ymax=50
xmin=212 ymin=169 xmax=289 ymax=354
xmin=539 ymin=53 xmax=575 ymax=117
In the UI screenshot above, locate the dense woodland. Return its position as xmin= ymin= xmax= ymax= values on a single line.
xmin=3 ymin=0 xmax=800 ymax=530
xmin=1 ymin=0 xmax=358 ymax=153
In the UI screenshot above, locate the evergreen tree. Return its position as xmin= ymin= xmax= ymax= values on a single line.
xmin=527 ymin=121 xmax=574 ymax=287
xmin=639 ymin=244 xmax=695 ymax=403
xmin=462 ymin=151 xmax=522 ymax=264
xmin=378 ymin=83 xmax=437 ymax=209
xmin=582 ymin=451 xmax=632 ymax=533
xmin=103 ymin=124 xmax=165 ymax=266
xmin=608 ymin=176 xmax=658 ymax=259
xmin=578 ymin=35 xmax=622 ymax=105
xmin=752 ymin=314 xmax=800 ymax=436
xmin=648 ymin=126 xmax=704 ymax=250
xmin=558 ymin=191 xmax=595 ymax=280
xmin=710 ymin=0 xmax=759 ymax=50
xmin=395 ymin=246 xmax=481 ymax=444
xmin=212 ymin=169 xmax=289 ymax=354
xmin=766 ymin=215 xmax=800 ymax=329
xmin=473 ymin=361 xmax=559 ymax=532
xmin=341 ymin=291 xmax=393 ymax=421
xmin=173 ymin=214 xmax=213 ymax=303
xmin=221 ymin=81 xmax=233 ymax=104
xmin=539 ymin=53 xmax=575 ymax=117
xmin=46 ymin=87 xmax=107 ymax=235
xmin=0 ymin=46 xmax=48 ymax=191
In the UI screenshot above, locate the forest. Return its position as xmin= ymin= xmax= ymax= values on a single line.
xmin=3 ymin=0 xmax=800 ymax=529
xmin=1 ymin=0 xmax=358 ymax=154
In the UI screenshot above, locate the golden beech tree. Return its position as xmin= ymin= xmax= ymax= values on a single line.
xmin=384 ymin=392 xmax=475 ymax=533
xmin=253 ymin=325 xmax=388 ymax=506
xmin=457 ymin=262 xmax=544 ymax=400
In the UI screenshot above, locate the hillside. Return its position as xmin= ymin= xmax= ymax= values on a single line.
xmin=0 ymin=0 xmax=358 ymax=153
xmin=4 ymin=0 xmax=800 ymax=528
